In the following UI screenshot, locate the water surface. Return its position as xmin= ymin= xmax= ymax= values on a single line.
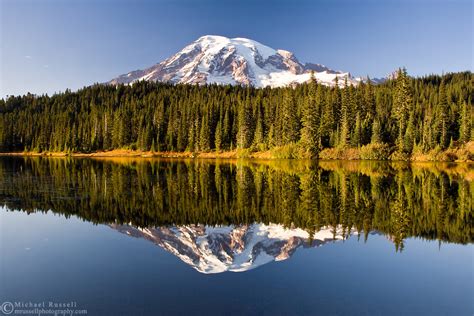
xmin=0 ymin=157 xmax=472 ymax=315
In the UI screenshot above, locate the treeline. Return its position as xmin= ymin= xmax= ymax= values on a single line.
xmin=0 ymin=70 xmax=472 ymax=158
xmin=0 ymin=158 xmax=472 ymax=251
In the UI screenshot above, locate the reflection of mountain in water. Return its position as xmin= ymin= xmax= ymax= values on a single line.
xmin=110 ymin=223 xmax=351 ymax=273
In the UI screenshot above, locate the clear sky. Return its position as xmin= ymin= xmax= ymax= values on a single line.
xmin=1 ymin=0 xmax=472 ymax=97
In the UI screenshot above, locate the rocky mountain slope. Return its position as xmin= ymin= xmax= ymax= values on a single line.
xmin=108 ymin=35 xmax=366 ymax=88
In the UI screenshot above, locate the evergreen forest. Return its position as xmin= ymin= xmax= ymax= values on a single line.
xmin=1 ymin=70 xmax=472 ymax=160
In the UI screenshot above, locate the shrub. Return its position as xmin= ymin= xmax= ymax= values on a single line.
xmin=270 ymin=143 xmax=302 ymax=159
xmin=318 ymin=147 xmax=360 ymax=160
xmin=359 ymin=143 xmax=392 ymax=160
xmin=237 ymin=148 xmax=252 ymax=158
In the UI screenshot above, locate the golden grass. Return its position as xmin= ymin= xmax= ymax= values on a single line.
xmin=1 ymin=141 xmax=472 ymax=162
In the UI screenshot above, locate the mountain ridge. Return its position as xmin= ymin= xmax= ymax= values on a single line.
xmin=108 ymin=35 xmax=376 ymax=88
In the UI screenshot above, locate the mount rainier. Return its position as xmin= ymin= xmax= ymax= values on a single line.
xmin=110 ymin=223 xmax=352 ymax=274
xmin=108 ymin=35 xmax=373 ymax=88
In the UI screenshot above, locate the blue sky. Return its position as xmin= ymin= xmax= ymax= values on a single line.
xmin=1 ymin=0 xmax=472 ymax=97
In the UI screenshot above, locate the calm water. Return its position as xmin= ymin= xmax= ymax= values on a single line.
xmin=0 ymin=157 xmax=472 ymax=315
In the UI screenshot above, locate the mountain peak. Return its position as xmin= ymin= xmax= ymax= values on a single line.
xmin=196 ymin=35 xmax=270 ymax=48
xmin=108 ymin=35 xmax=360 ymax=87
xmin=196 ymin=34 xmax=229 ymax=41
xmin=276 ymin=49 xmax=293 ymax=58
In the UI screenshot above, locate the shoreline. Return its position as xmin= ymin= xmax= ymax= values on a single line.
xmin=0 ymin=150 xmax=253 ymax=159
xmin=1 ymin=147 xmax=473 ymax=163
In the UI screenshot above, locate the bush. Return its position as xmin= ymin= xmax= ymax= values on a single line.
xmin=389 ymin=150 xmax=411 ymax=161
xmin=319 ymin=148 xmax=343 ymax=160
xmin=359 ymin=143 xmax=392 ymax=160
xmin=318 ymin=147 xmax=360 ymax=160
xmin=270 ymin=143 xmax=303 ymax=159
xmin=236 ymin=148 xmax=252 ymax=158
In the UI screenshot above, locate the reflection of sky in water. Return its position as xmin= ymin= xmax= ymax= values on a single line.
xmin=1 ymin=208 xmax=472 ymax=315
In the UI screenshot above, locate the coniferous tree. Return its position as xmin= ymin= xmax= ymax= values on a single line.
xmin=353 ymin=112 xmax=362 ymax=147
xmin=282 ymin=89 xmax=299 ymax=144
xmin=393 ymin=68 xmax=412 ymax=153
xmin=237 ymin=100 xmax=253 ymax=149
xmin=301 ymin=75 xmax=320 ymax=157
xmin=404 ymin=112 xmax=415 ymax=153
xmin=253 ymin=109 xmax=264 ymax=149
xmin=222 ymin=108 xmax=231 ymax=150
xmin=339 ymin=78 xmax=350 ymax=147
xmin=437 ymin=80 xmax=449 ymax=149
xmin=330 ymin=78 xmax=342 ymax=147
xmin=459 ymin=100 xmax=472 ymax=143
xmin=199 ymin=113 xmax=210 ymax=151
xmin=364 ymin=78 xmax=376 ymax=120
xmin=215 ymin=120 xmax=222 ymax=151
xmin=371 ymin=119 xmax=382 ymax=144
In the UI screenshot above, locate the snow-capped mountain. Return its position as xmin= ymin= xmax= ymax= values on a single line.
xmin=110 ymin=223 xmax=352 ymax=274
xmin=108 ymin=35 xmax=361 ymax=88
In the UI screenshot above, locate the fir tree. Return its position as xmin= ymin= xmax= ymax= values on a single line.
xmin=339 ymin=78 xmax=350 ymax=147
xmin=371 ymin=119 xmax=382 ymax=144
xmin=253 ymin=111 xmax=264 ymax=148
xmin=215 ymin=120 xmax=222 ymax=151
xmin=404 ymin=112 xmax=415 ymax=153
xmin=352 ymin=112 xmax=362 ymax=147
xmin=301 ymin=75 xmax=320 ymax=157
xmin=437 ymin=80 xmax=449 ymax=149
xmin=459 ymin=100 xmax=472 ymax=143
xmin=393 ymin=68 xmax=412 ymax=152
xmin=282 ymin=89 xmax=299 ymax=144
xmin=237 ymin=100 xmax=253 ymax=148
xmin=199 ymin=113 xmax=210 ymax=151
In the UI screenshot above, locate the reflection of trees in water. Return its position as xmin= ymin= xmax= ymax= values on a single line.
xmin=0 ymin=157 xmax=472 ymax=251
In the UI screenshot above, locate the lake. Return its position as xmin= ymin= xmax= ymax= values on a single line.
xmin=0 ymin=157 xmax=472 ymax=315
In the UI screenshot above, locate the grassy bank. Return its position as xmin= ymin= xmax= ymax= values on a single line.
xmin=0 ymin=149 xmax=260 ymax=159
xmin=1 ymin=141 xmax=473 ymax=162
xmin=319 ymin=142 xmax=473 ymax=162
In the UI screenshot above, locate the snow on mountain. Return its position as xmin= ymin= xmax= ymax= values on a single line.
xmin=108 ymin=35 xmax=361 ymax=88
xmin=109 ymin=223 xmax=353 ymax=274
